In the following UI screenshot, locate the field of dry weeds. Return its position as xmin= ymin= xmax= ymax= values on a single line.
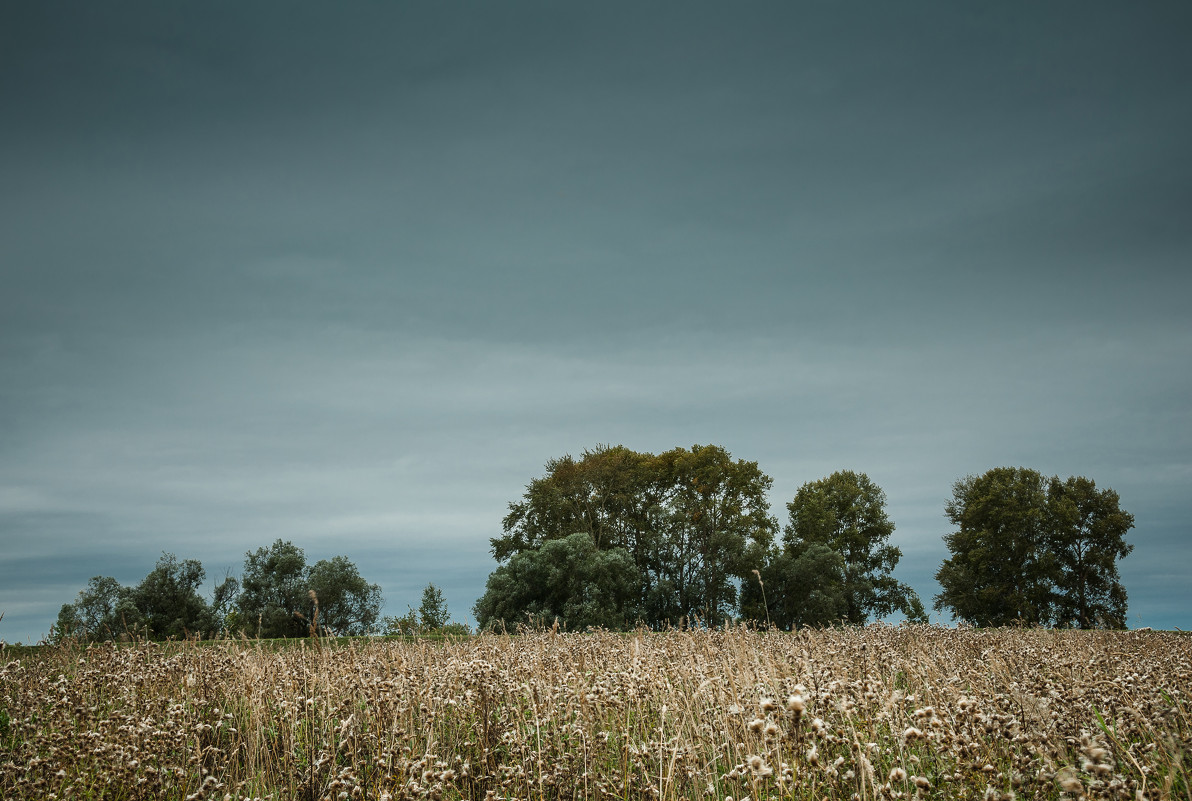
xmin=1 ymin=626 xmax=1189 ymax=800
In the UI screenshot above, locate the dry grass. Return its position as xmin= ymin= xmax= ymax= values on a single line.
xmin=1 ymin=626 xmax=1189 ymax=800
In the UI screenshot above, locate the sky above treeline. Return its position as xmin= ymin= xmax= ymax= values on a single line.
xmin=2 ymin=2 xmax=1190 ymax=642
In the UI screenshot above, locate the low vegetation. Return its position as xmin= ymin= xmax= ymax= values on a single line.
xmin=2 ymin=626 xmax=1188 ymax=800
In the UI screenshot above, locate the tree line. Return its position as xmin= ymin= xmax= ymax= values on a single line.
xmin=50 ymin=444 xmax=1136 ymax=641
xmin=474 ymin=444 xmax=1135 ymax=631
xmin=52 ymin=540 xmax=387 ymax=642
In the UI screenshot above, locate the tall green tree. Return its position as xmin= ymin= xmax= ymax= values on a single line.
xmin=418 ymin=583 xmax=449 ymax=630
xmin=474 ymin=532 xmax=641 ymax=631
xmin=52 ymin=575 xmax=137 ymax=641
xmin=935 ymin=467 xmax=1055 ymax=626
xmin=236 ymin=539 xmax=310 ymax=638
xmin=784 ymin=471 xmax=923 ymax=623
xmin=935 ymin=467 xmax=1134 ymax=628
xmin=232 ymin=541 xmax=384 ymax=637
xmin=1047 ymin=476 xmax=1134 ymax=628
xmin=490 ymin=444 xmax=775 ymax=628
xmin=131 ymin=553 xmax=217 ymax=639
xmin=652 ymin=445 xmax=776 ymax=625
xmin=71 ymin=575 xmax=127 ymax=637
xmin=306 ymin=556 xmax=383 ymax=635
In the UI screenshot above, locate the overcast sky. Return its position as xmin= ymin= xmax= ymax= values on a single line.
xmin=2 ymin=2 xmax=1189 ymax=642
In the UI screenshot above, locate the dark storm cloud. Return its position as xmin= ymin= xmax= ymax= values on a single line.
xmin=2 ymin=2 xmax=1190 ymax=640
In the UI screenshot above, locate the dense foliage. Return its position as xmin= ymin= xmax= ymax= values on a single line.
xmin=474 ymin=532 xmax=640 ymax=630
xmin=740 ymin=544 xmax=850 ymax=629
xmin=485 ymin=450 xmax=1130 ymax=631
xmin=48 ymin=444 xmax=1135 ymax=640
xmin=53 ymin=554 xmax=215 ymax=642
xmin=52 ymin=541 xmax=382 ymax=641
xmin=483 ymin=444 xmax=777 ymax=628
xmin=935 ymin=467 xmax=1134 ymax=628
xmin=774 ymin=470 xmax=924 ymax=624
xmin=482 ymin=450 xmax=931 ymax=630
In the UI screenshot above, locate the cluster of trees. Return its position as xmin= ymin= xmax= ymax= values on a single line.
xmin=52 ymin=540 xmax=384 ymax=642
xmin=936 ymin=467 xmax=1134 ymax=628
xmin=51 ymin=446 xmax=1135 ymax=641
xmin=475 ymin=445 xmax=1134 ymax=632
xmin=474 ymin=445 xmax=924 ymax=631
